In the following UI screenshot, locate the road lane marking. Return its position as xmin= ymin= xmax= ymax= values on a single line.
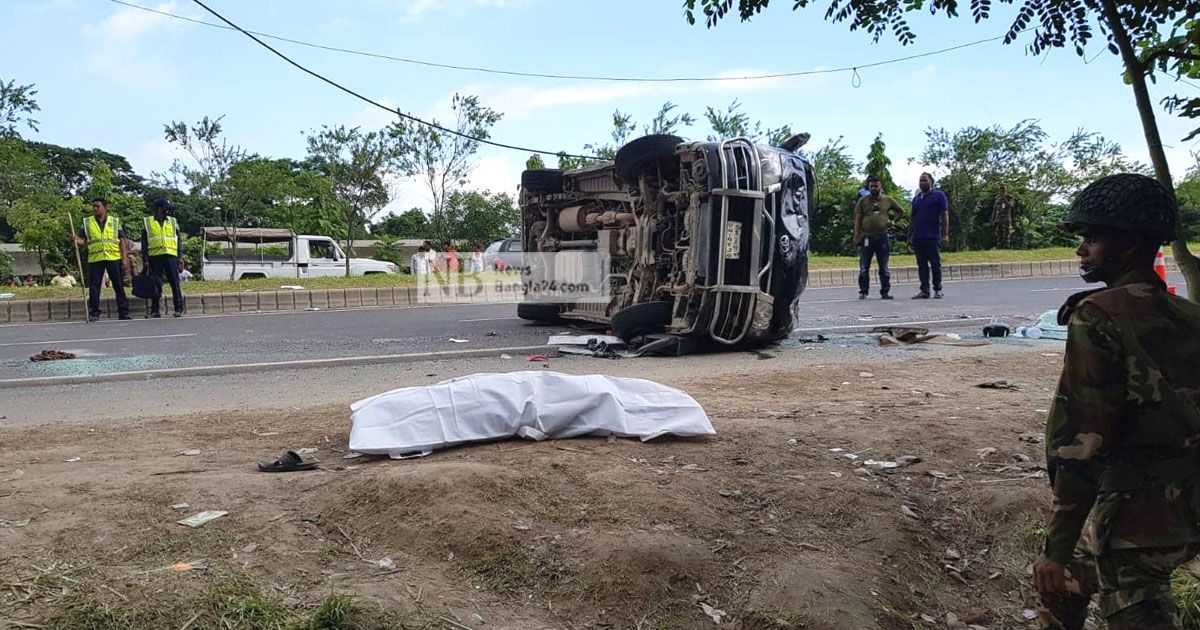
xmin=458 ymin=316 xmax=522 ymax=322
xmin=0 ymin=333 xmax=198 ymax=348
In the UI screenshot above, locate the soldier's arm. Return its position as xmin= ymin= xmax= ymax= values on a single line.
xmin=1043 ymin=305 xmax=1125 ymax=563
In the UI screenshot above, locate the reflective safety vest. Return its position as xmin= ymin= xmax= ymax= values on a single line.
xmin=85 ymin=216 xmax=122 ymax=263
xmin=144 ymin=216 xmax=179 ymax=257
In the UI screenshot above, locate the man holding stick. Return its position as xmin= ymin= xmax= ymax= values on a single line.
xmin=74 ymin=198 xmax=130 ymax=321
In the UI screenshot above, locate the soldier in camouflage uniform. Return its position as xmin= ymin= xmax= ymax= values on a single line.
xmin=993 ymin=184 xmax=1014 ymax=249
xmin=1035 ymin=173 xmax=1200 ymax=629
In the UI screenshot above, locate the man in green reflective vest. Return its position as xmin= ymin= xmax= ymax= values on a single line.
xmin=141 ymin=198 xmax=185 ymax=318
xmin=73 ymin=198 xmax=131 ymax=322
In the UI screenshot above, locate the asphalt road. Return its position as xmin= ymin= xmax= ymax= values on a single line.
xmin=0 ymin=272 xmax=1187 ymax=380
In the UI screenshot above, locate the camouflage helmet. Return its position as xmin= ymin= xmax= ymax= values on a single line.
xmin=1062 ymin=173 xmax=1176 ymax=242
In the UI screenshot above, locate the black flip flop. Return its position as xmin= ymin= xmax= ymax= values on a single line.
xmin=257 ymin=450 xmax=319 ymax=473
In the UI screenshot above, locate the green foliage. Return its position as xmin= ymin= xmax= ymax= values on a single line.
xmin=525 ymin=154 xmax=546 ymax=170
xmin=803 ymin=137 xmax=861 ymax=255
xmin=1177 ymin=153 xmax=1200 ymax=241
xmin=864 ymin=134 xmax=898 ymax=194
xmin=306 ymin=125 xmax=396 ymax=275
xmin=0 ymin=78 xmax=40 ymax=138
xmin=920 ymin=120 xmax=1145 ymax=250
xmin=445 ymin=190 xmax=520 ymax=244
xmin=375 ymin=208 xmax=429 ymax=239
xmin=0 ymin=248 xmax=14 ymax=283
xmin=7 ymin=192 xmax=77 ymax=276
xmin=372 ymin=235 xmax=406 ymax=267
xmin=389 ymin=93 xmax=502 ymax=227
xmin=704 ymin=99 xmax=790 ymax=145
xmin=181 ymin=235 xmax=222 ymax=280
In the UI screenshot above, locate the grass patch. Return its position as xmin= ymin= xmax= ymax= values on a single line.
xmin=469 ymin=546 xmax=573 ymax=596
xmin=1174 ymin=568 xmax=1200 ymax=628
xmin=37 ymin=575 xmax=413 ymax=630
xmin=4 ymin=270 xmax=521 ymax=300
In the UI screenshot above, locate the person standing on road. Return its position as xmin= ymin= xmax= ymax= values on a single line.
xmin=74 ymin=198 xmax=130 ymax=321
xmin=1033 ymin=173 xmax=1200 ymax=629
xmin=852 ymin=176 xmax=903 ymax=300
xmin=993 ymin=184 xmax=1015 ymax=249
xmin=908 ymin=173 xmax=950 ymax=299
xmin=141 ymin=198 xmax=186 ymax=318
xmin=468 ymin=244 xmax=485 ymax=275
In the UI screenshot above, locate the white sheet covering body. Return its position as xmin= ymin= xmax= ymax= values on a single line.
xmin=349 ymin=371 xmax=714 ymax=458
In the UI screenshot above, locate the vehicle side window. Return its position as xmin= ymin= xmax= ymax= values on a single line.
xmin=507 ymin=240 xmax=523 ymax=252
xmin=309 ymin=241 xmax=334 ymax=260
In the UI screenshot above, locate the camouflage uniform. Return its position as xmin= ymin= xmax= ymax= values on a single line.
xmin=1039 ymin=269 xmax=1200 ymax=628
xmin=993 ymin=194 xmax=1013 ymax=249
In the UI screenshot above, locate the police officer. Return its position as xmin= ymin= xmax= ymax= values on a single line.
xmin=1035 ymin=173 xmax=1200 ymax=628
xmin=141 ymin=198 xmax=185 ymax=318
xmin=74 ymin=198 xmax=131 ymax=321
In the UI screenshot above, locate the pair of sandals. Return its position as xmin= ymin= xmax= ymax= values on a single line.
xmin=257 ymin=450 xmax=320 ymax=473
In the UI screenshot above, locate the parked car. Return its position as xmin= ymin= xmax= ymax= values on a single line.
xmin=201 ymin=228 xmax=398 ymax=280
xmin=483 ymin=238 xmax=524 ymax=271
xmin=516 ymin=132 xmax=813 ymax=345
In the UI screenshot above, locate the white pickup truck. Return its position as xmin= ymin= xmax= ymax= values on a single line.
xmin=201 ymin=228 xmax=398 ymax=280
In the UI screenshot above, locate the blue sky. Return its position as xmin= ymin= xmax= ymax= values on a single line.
xmin=3 ymin=0 xmax=1198 ymax=217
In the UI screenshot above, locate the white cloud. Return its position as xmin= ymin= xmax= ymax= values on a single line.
xmin=80 ymin=1 xmax=193 ymax=88
xmin=381 ymin=153 xmax=518 ymax=217
xmin=455 ymin=68 xmax=829 ymax=122
xmin=127 ymin=137 xmax=187 ymax=180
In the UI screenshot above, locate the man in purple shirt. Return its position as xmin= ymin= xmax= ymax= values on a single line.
xmin=907 ymin=173 xmax=950 ymax=299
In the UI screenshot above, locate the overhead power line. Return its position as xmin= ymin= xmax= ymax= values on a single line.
xmin=186 ymin=0 xmax=598 ymax=159
xmin=113 ymin=0 xmax=1015 ymax=83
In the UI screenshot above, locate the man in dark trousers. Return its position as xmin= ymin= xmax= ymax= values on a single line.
xmin=141 ymin=198 xmax=185 ymax=317
xmin=853 ymin=176 xmax=904 ymax=299
xmin=74 ymin=198 xmax=130 ymax=321
xmin=908 ymin=173 xmax=950 ymax=299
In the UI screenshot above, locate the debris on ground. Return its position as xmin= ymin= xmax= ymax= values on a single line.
xmin=527 ymin=354 xmax=550 ymax=362
xmin=874 ymin=326 xmax=989 ymax=347
xmin=0 ymin=518 xmax=31 ymax=527
xmin=63 ymin=457 xmax=81 ymax=463
xmin=170 ymin=503 xmax=190 ymax=511
xmin=178 ymin=449 xmax=201 ymax=456
xmin=30 ymin=350 xmax=76 ymax=362
xmin=257 ymin=450 xmax=319 ymax=473
xmin=449 ymin=338 xmax=468 ymax=343
xmin=982 ymin=323 xmax=1010 ymax=338
xmin=349 ymin=371 xmax=714 ymax=458
xmin=176 ymin=510 xmax=228 ymax=528
xmin=976 ymin=380 xmax=1019 ymax=390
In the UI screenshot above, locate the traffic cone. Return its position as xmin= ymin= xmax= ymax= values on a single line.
xmin=1155 ymin=247 xmax=1169 ymax=283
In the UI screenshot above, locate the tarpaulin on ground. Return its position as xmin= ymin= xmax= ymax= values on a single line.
xmin=348 ymin=371 xmax=714 ymax=458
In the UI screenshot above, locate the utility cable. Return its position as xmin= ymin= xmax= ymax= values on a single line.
xmin=187 ymin=0 xmax=598 ymax=159
xmin=113 ymin=0 xmax=1017 ymax=84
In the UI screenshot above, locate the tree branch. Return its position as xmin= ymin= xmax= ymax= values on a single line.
xmin=1141 ymin=48 xmax=1200 ymax=68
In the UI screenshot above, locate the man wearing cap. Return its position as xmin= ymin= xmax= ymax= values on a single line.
xmin=141 ymin=198 xmax=186 ymax=317
xmin=74 ymin=198 xmax=131 ymax=321
xmin=1033 ymin=173 xmax=1200 ymax=628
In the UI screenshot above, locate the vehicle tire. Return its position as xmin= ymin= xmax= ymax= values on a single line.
xmin=614 ymin=134 xmax=683 ymax=185
xmin=517 ymin=301 xmax=563 ymax=322
xmin=611 ymin=301 xmax=673 ymax=340
xmin=521 ymin=169 xmax=565 ymax=194
xmin=239 ymin=272 xmax=266 ymax=280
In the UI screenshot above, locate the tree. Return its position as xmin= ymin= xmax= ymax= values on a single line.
xmin=803 ymin=137 xmax=861 ymax=254
xmin=683 ymin=0 xmax=1200 ymax=300
xmin=30 ymin=143 xmax=143 ymax=197
xmin=164 ymin=115 xmax=245 ymax=278
xmin=704 ymin=100 xmax=792 ymax=146
xmin=375 ymin=208 xmax=430 ymax=239
xmin=864 ymin=134 xmax=899 ymax=194
xmin=0 ymin=137 xmax=56 ymax=240
xmin=445 ymin=191 xmax=520 ymax=245
xmin=7 ymin=193 xmax=75 ymax=277
xmin=389 ymin=94 xmax=502 ymax=236
xmin=920 ymin=121 xmax=1145 ymax=250
xmin=0 ymin=79 xmax=39 ymax=139
xmin=306 ymin=125 xmax=395 ymax=276
xmin=525 ymin=154 xmax=546 ymax=170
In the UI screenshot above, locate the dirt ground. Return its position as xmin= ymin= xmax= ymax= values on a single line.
xmin=1 ymin=343 xmax=1072 ymax=629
